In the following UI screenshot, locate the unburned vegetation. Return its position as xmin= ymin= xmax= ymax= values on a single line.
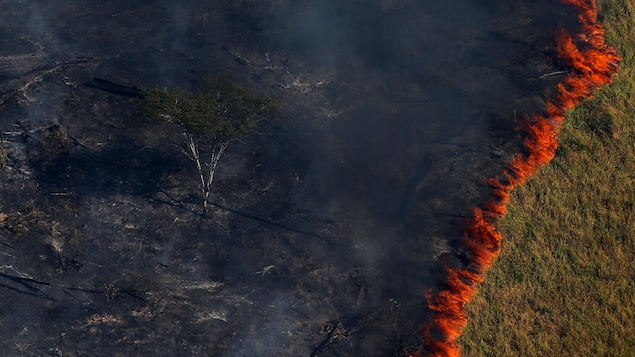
xmin=461 ymin=0 xmax=635 ymax=355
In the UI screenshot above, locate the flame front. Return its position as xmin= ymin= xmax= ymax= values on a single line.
xmin=414 ymin=1 xmax=620 ymax=356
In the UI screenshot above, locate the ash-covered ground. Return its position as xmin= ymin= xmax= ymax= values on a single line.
xmin=0 ymin=1 xmax=579 ymax=356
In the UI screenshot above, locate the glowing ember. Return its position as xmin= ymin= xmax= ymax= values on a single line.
xmin=414 ymin=0 xmax=620 ymax=356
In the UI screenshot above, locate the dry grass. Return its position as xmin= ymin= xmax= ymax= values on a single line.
xmin=460 ymin=1 xmax=635 ymax=355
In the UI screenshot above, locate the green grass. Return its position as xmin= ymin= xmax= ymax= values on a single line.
xmin=459 ymin=1 xmax=635 ymax=356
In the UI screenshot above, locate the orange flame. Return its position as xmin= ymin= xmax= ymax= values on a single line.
xmin=414 ymin=1 xmax=620 ymax=356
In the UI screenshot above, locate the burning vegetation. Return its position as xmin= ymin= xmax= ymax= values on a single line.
xmin=0 ymin=0 xmax=627 ymax=356
xmin=418 ymin=0 xmax=621 ymax=356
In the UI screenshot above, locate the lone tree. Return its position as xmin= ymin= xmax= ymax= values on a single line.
xmin=138 ymin=75 xmax=280 ymax=214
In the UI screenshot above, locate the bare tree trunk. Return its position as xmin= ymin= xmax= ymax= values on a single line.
xmin=202 ymin=191 xmax=209 ymax=215
xmin=183 ymin=134 xmax=228 ymax=216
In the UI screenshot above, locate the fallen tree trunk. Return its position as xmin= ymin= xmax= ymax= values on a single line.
xmin=85 ymin=77 xmax=142 ymax=97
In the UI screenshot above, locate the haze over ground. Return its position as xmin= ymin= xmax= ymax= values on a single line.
xmin=0 ymin=1 xmax=581 ymax=355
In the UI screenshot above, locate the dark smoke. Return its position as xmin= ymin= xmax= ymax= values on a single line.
xmin=0 ymin=0 xmax=578 ymax=355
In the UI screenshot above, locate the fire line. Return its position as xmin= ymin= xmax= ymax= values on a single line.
xmin=414 ymin=1 xmax=620 ymax=356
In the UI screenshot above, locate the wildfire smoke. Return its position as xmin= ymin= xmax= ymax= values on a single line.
xmin=415 ymin=1 xmax=620 ymax=356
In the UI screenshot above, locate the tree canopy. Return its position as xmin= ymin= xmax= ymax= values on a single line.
xmin=137 ymin=74 xmax=281 ymax=214
xmin=139 ymin=75 xmax=280 ymax=147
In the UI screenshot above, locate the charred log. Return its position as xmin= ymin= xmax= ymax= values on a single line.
xmin=85 ymin=77 xmax=142 ymax=97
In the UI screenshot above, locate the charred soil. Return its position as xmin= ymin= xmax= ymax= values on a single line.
xmin=0 ymin=1 xmax=585 ymax=356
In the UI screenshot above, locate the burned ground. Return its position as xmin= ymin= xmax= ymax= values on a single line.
xmin=1 ymin=1 xmax=579 ymax=356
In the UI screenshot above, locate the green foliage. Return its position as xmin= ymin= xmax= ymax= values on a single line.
xmin=139 ymin=75 xmax=280 ymax=147
xmin=137 ymin=75 xmax=281 ymax=214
